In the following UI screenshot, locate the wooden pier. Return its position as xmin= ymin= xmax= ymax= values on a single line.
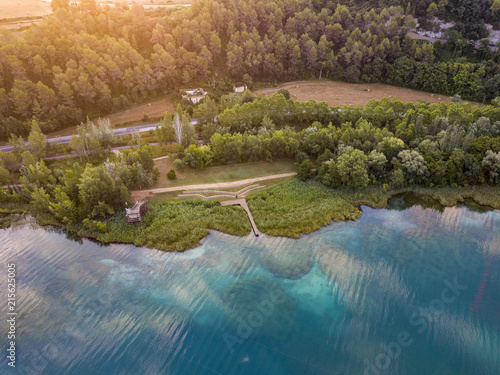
xmin=220 ymin=198 xmax=259 ymax=237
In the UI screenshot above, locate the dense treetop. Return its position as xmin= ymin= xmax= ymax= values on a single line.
xmin=1 ymin=0 xmax=499 ymax=140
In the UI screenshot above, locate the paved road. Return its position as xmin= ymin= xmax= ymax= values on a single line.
xmin=0 ymin=119 xmax=198 ymax=153
xmin=131 ymin=172 xmax=297 ymax=201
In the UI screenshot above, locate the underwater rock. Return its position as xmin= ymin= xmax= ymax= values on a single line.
xmin=44 ymin=275 xmax=74 ymax=298
xmin=259 ymin=240 xmax=313 ymax=279
xmin=361 ymin=223 xmax=397 ymax=261
xmin=222 ymin=278 xmax=296 ymax=338
xmin=316 ymin=244 xmax=351 ymax=281
xmin=320 ymin=222 xmax=363 ymax=253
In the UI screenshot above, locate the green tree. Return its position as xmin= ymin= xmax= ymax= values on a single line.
xmin=367 ymin=150 xmax=388 ymax=182
xmin=492 ymin=0 xmax=500 ymax=12
xmin=78 ymin=164 xmax=127 ymax=218
xmin=8 ymin=135 xmax=27 ymax=159
xmin=337 ymin=148 xmax=369 ymax=189
xmin=30 ymin=187 xmax=51 ymax=211
xmin=398 ymin=150 xmax=427 ymax=184
xmin=156 ymin=112 xmax=175 ymax=145
xmin=50 ymin=186 xmax=78 ymax=223
xmin=137 ymin=144 xmax=154 ymax=173
xmin=193 ymin=98 xmax=219 ymax=124
xmin=19 ymin=160 xmax=55 ymax=188
xmin=152 ymin=167 xmax=160 ymax=182
xmin=296 ymin=159 xmax=314 ymax=181
xmin=134 ymin=163 xmax=152 ymax=189
xmin=390 ymin=168 xmax=406 ymax=188
xmin=482 ymin=150 xmax=500 ymax=184
xmin=380 ymin=137 xmax=406 ymax=161
xmin=319 ymin=159 xmax=341 ymax=188
xmin=0 ymin=165 xmax=12 ymax=186
xmin=27 ymin=120 xmax=47 ymax=160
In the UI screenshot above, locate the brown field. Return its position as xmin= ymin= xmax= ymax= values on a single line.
xmin=103 ymin=0 xmax=191 ymax=4
xmin=255 ymin=81 xmax=452 ymax=107
xmin=0 ymin=0 xmax=191 ymax=30
xmin=103 ymin=98 xmax=174 ymax=126
xmin=42 ymin=97 xmax=173 ymax=139
xmin=0 ymin=0 xmax=51 ymax=20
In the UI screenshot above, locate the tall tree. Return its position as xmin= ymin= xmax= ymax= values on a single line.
xmin=27 ymin=120 xmax=47 ymax=160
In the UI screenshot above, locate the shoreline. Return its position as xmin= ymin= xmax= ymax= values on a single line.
xmin=1 ymin=180 xmax=498 ymax=252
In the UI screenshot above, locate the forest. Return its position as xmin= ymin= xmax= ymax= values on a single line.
xmin=169 ymin=94 xmax=500 ymax=188
xmin=1 ymin=93 xmax=499 ymax=226
xmin=0 ymin=0 xmax=499 ymax=140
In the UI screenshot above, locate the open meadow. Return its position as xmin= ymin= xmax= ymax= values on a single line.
xmin=130 ymin=158 xmax=296 ymax=201
xmin=255 ymin=80 xmax=453 ymax=107
xmin=0 ymin=0 xmax=51 ymax=19
xmin=103 ymin=98 xmax=174 ymax=126
xmin=152 ymin=158 xmax=295 ymax=189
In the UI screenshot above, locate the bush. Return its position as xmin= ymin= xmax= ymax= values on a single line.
xmin=167 ymin=169 xmax=176 ymax=180
xmin=173 ymin=158 xmax=184 ymax=170
xmin=276 ymin=89 xmax=291 ymax=100
xmin=152 ymin=167 xmax=160 ymax=182
xmin=82 ymin=218 xmax=108 ymax=232
xmin=296 ymin=159 xmax=314 ymax=181
xmin=151 ymin=144 xmax=177 ymax=158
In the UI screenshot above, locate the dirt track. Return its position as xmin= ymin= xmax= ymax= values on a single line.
xmin=255 ymin=81 xmax=450 ymax=107
xmin=131 ymin=172 xmax=297 ymax=201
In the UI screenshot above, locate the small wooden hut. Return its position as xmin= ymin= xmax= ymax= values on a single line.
xmin=126 ymin=201 xmax=148 ymax=222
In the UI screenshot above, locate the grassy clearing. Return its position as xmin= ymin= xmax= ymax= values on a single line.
xmin=152 ymin=159 xmax=296 ymax=188
xmin=147 ymin=175 xmax=294 ymax=203
xmin=101 ymin=98 xmax=173 ymax=126
xmin=255 ymin=80 xmax=454 ymax=107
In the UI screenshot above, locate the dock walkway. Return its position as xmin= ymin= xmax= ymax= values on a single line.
xmin=220 ymin=199 xmax=259 ymax=237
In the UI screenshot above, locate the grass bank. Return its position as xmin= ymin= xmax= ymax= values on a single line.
xmin=68 ymin=200 xmax=251 ymax=252
xmin=247 ymin=179 xmax=500 ymax=238
xmin=1 ymin=179 xmax=498 ymax=251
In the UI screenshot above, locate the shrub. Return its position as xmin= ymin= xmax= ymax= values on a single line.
xmin=276 ymin=89 xmax=291 ymax=100
xmin=173 ymin=158 xmax=184 ymax=170
xmin=167 ymin=169 xmax=176 ymax=180
xmin=296 ymin=159 xmax=314 ymax=181
xmin=152 ymin=167 xmax=160 ymax=182
xmin=82 ymin=218 xmax=108 ymax=232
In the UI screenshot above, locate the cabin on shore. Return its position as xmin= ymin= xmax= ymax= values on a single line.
xmin=126 ymin=201 xmax=148 ymax=222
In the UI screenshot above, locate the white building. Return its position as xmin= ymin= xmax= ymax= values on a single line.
xmin=233 ymin=85 xmax=247 ymax=93
xmin=182 ymin=88 xmax=208 ymax=104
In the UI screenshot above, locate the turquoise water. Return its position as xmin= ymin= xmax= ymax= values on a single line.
xmin=0 ymin=203 xmax=499 ymax=375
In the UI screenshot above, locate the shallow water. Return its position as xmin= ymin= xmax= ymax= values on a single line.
xmin=0 ymin=204 xmax=499 ymax=375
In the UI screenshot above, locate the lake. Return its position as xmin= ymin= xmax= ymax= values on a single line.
xmin=0 ymin=201 xmax=499 ymax=374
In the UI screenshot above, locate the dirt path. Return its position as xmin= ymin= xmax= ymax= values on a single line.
xmin=131 ymin=172 xmax=297 ymax=201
